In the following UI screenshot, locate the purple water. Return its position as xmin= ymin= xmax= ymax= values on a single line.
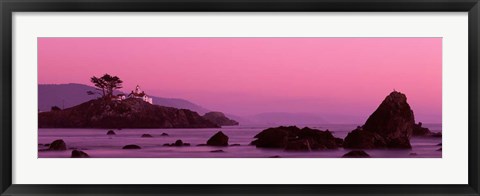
xmin=38 ymin=124 xmax=442 ymax=158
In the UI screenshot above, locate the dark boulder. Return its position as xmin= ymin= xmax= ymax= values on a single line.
xmin=210 ymin=150 xmax=224 ymax=153
xmin=344 ymin=91 xmax=414 ymax=149
xmin=436 ymin=148 xmax=442 ymax=151
xmin=251 ymin=126 xmax=342 ymax=150
xmin=107 ymin=130 xmax=116 ymax=135
xmin=342 ymin=150 xmax=370 ymax=158
xmin=175 ymin=140 xmax=184 ymax=146
xmin=207 ymin=131 xmax=229 ymax=146
xmin=285 ymin=139 xmax=312 ymax=151
xmin=203 ymin=112 xmax=239 ymax=126
xmin=160 ymin=133 xmax=169 ymax=136
xmin=71 ymin=150 xmax=89 ymax=158
xmin=48 ymin=139 xmax=67 ymax=151
xmin=122 ymin=144 xmax=141 ymax=149
xmin=141 ymin=134 xmax=153 ymax=138
xmin=230 ymin=144 xmax=241 ymax=146
xmin=437 ymin=143 xmax=442 ymax=146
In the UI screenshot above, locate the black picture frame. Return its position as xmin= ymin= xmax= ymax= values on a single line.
xmin=1 ymin=0 xmax=479 ymax=195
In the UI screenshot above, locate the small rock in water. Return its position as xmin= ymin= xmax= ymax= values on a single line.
xmin=210 ymin=150 xmax=224 ymax=153
xmin=409 ymin=153 xmax=418 ymax=156
xmin=436 ymin=148 xmax=442 ymax=151
xmin=229 ymin=144 xmax=241 ymax=146
xmin=48 ymin=139 xmax=67 ymax=151
xmin=269 ymin=155 xmax=281 ymax=158
xmin=174 ymin=140 xmax=184 ymax=146
xmin=437 ymin=143 xmax=442 ymax=146
xmin=342 ymin=150 xmax=370 ymax=158
xmin=122 ymin=144 xmax=141 ymax=149
xmin=196 ymin=144 xmax=207 ymax=146
xmin=71 ymin=150 xmax=89 ymax=158
xmin=107 ymin=130 xmax=116 ymax=135
xmin=206 ymin=131 xmax=229 ymax=146
xmin=160 ymin=133 xmax=169 ymax=136
xmin=141 ymin=134 xmax=153 ymax=138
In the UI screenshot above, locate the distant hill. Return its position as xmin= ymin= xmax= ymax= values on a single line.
xmin=38 ymin=83 xmax=210 ymax=114
xmin=203 ymin=112 xmax=239 ymax=126
xmin=39 ymin=98 xmax=219 ymax=128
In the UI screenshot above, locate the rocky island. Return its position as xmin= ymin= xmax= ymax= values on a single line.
xmin=38 ymin=98 xmax=219 ymax=128
xmin=343 ymin=91 xmax=416 ymax=149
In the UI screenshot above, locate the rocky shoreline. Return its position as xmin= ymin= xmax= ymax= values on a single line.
xmin=38 ymin=91 xmax=441 ymax=158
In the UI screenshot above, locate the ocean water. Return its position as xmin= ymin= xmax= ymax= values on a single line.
xmin=38 ymin=124 xmax=442 ymax=158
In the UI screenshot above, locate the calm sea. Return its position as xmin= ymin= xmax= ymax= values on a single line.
xmin=38 ymin=124 xmax=442 ymax=158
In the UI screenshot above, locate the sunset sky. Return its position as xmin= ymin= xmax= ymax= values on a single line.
xmin=38 ymin=38 xmax=442 ymax=123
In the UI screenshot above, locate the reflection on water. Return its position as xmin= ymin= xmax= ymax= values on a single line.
xmin=38 ymin=124 xmax=442 ymax=158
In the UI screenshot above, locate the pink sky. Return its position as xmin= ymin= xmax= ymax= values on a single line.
xmin=38 ymin=38 xmax=442 ymax=123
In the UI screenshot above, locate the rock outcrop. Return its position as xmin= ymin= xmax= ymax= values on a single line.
xmin=71 ymin=150 xmax=89 ymax=158
xmin=344 ymin=91 xmax=414 ymax=149
xmin=141 ymin=134 xmax=153 ymax=138
xmin=251 ymin=126 xmax=342 ymax=151
xmin=206 ymin=131 xmax=229 ymax=146
xmin=203 ymin=112 xmax=239 ymax=126
xmin=107 ymin=130 xmax=116 ymax=135
xmin=49 ymin=139 xmax=67 ymax=151
xmin=38 ymin=98 xmax=219 ymax=129
xmin=342 ymin=150 xmax=370 ymax=158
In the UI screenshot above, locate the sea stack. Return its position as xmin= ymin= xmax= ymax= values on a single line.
xmin=344 ymin=91 xmax=414 ymax=149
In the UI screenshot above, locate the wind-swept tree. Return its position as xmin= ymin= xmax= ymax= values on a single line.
xmin=90 ymin=74 xmax=123 ymax=98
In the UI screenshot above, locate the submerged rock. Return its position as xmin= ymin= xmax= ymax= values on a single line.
xmin=436 ymin=148 xmax=442 ymax=151
xmin=269 ymin=155 xmax=281 ymax=158
xmin=48 ymin=139 xmax=67 ymax=151
xmin=251 ymin=126 xmax=342 ymax=150
xmin=71 ymin=150 xmax=89 ymax=158
xmin=160 ymin=133 xmax=169 ymax=136
xmin=437 ymin=142 xmax=442 ymax=146
xmin=230 ymin=144 xmax=241 ymax=146
xmin=164 ymin=140 xmax=190 ymax=147
xmin=203 ymin=112 xmax=239 ymax=126
xmin=342 ymin=150 xmax=370 ymax=158
xmin=344 ymin=91 xmax=414 ymax=149
xmin=107 ymin=130 xmax=116 ymax=135
xmin=141 ymin=134 xmax=153 ymax=138
xmin=207 ymin=131 xmax=229 ymax=146
xmin=210 ymin=150 xmax=224 ymax=153
xmin=122 ymin=144 xmax=141 ymax=149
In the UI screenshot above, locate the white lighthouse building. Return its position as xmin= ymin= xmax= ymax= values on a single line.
xmin=128 ymin=85 xmax=153 ymax=104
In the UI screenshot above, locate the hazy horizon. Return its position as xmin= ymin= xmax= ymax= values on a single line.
xmin=38 ymin=38 xmax=442 ymax=123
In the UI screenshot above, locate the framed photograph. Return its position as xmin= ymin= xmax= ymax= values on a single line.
xmin=1 ymin=0 xmax=479 ymax=195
